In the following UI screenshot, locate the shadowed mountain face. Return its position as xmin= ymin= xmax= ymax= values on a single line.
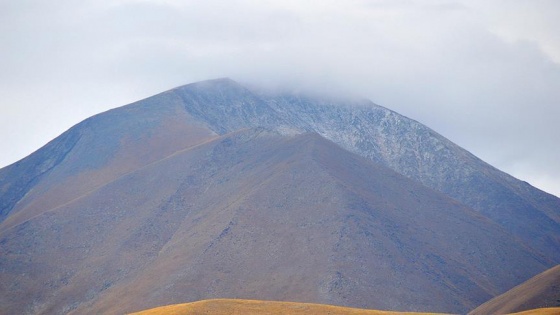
xmin=0 ymin=78 xmax=559 ymax=314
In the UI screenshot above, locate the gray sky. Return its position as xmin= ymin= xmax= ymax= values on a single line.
xmin=1 ymin=0 xmax=559 ymax=197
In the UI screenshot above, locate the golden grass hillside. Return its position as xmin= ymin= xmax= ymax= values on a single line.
xmin=509 ymin=308 xmax=560 ymax=315
xmin=129 ymin=299 xmax=560 ymax=315
xmin=128 ymin=299 xmax=448 ymax=315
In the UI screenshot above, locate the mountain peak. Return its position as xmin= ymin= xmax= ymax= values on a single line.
xmin=174 ymin=77 xmax=242 ymax=92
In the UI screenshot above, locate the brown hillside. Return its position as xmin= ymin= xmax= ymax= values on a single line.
xmin=470 ymin=265 xmax=560 ymax=315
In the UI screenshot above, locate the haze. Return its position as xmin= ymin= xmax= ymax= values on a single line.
xmin=1 ymin=0 xmax=559 ymax=196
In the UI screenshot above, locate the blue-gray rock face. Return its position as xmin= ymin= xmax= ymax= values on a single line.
xmin=171 ymin=78 xmax=560 ymax=263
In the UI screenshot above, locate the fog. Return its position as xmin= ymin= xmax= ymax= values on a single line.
xmin=1 ymin=0 xmax=559 ymax=196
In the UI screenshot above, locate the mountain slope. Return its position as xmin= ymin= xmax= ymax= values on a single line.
xmin=470 ymin=264 xmax=560 ymax=314
xmin=0 ymin=124 xmax=81 ymax=222
xmin=0 ymin=129 xmax=550 ymax=314
xmin=0 ymin=92 xmax=217 ymax=231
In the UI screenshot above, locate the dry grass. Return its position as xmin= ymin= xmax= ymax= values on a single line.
xmin=129 ymin=299 xmax=560 ymax=315
xmin=508 ymin=308 xmax=560 ymax=315
xmin=128 ymin=299 xmax=450 ymax=315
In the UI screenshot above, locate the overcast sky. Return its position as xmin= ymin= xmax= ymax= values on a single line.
xmin=1 ymin=0 xmax=559 ymax=196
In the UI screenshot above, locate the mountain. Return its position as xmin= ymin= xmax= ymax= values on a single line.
xmin=470 ymin=264 xmax=560 ymax=314
xmin=0 ymin=78 xmax=559 ymax=314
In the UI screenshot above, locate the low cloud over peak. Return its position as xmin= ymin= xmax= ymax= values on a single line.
xmin=1 ymin=0 xmax=559 ymax=196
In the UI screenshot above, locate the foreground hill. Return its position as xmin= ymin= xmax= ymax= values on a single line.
xmin=470 ymin=265 xmax=560 ymax=314
xmin=129 ymin=299 xmax=447 ymax=315
xmin=130 ymin=299 xmax=560 ymax=315
xmin=0 ymin=79 xmax=559 ymax=314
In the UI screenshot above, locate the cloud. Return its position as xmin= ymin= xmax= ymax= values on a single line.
xmin=1 ymin=0 xmax=559 ymax=196
xmin=474 ymin=0 xmax=560 ymax=64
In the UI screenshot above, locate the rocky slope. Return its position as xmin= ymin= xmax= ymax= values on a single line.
xmin=172 ymin=78 xmax=560 ymax=263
